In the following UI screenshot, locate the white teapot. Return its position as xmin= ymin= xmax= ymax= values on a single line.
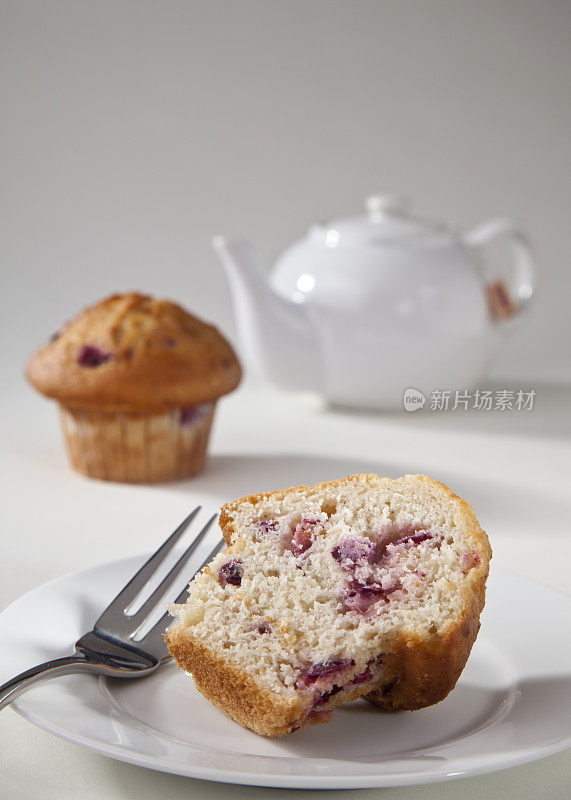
xmin=213 ymin=194 xmax=536 ymax=409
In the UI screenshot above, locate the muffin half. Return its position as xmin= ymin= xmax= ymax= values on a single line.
xmin=166 ymin=474 xmax=491 ymax=736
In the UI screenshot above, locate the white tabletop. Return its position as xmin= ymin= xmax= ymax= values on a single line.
xmin=1 ymin=378 xmax=570 ymax=799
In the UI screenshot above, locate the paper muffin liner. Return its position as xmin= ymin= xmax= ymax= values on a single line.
xmin=59 ymin=402 xmax=215 ymax=483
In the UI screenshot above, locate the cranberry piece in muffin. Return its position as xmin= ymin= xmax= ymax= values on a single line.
xmin=77 ymin=344 xmax=113 ymax=367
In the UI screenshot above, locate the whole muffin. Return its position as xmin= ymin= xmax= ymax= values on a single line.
xmin=26 ymin=292 xmax=241 ymax=482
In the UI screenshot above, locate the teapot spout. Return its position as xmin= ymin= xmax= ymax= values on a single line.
xmin=212 ymin=237 xmax=322 ymax=391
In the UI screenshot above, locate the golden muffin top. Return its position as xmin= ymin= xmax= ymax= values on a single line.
xmin=26 ymin=293 xmax=242 ymax=412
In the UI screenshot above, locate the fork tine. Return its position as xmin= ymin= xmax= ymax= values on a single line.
xmin=172 ymin=535 xmax=225 ymax=605
xmin=129 ymin=514 xmax=217 ymax=624
xmin=138 ymin=536 xmax=226 ymax=648
xmin=96 ymin=506 xmax=201 ymax=625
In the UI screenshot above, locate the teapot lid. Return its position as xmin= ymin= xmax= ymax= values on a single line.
xmin=310 ymin=194 xmax=450 ymax=245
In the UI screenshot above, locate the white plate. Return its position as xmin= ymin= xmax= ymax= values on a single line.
xmin=0 ymin=558 xmax=569 ymax=789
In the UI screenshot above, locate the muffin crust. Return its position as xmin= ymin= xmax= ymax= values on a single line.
xmin=26 ymin=293 xmax=241 ymax=411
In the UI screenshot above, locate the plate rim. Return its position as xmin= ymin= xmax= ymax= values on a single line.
xmin=9 ymin=699 xmax=571 ymax=789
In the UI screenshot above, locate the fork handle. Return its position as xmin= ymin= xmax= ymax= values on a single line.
xmin=0 ymin=655 xmax=99 ymax=711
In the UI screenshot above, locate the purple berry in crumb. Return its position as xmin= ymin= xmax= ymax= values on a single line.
xmin=350 ymin=665 xmax=373 ymax=684
xmin=332 ymin=536 xmax=376 ymax=564
xmin=306 ymin=658 xmax=354 ymax=682
xmin=291 ymin=518 xmax=322 ymax=555
xmin=395 ymin=530 xmax=433 ymax=546
xmin=315 ymin=685 xmax=343 ymax=706
xmin=245 ymin=620 xmax=271 ymax=634
xmin=163 ymin=337 xmax=176 ymax=347
xmin=218 ymin=559 xmax=243 ymax=587
xmin=347 ymin=580 xmax=390 ymax=599
xmin=77 ymin=344 xmax=112 ymax=367
xmin=461 ymin=549 xmax=481 ymax=573
xmin=296 ymin=658 xmax=355 ymax=690
xmin=291 ymin=526 xmax=311 ymax=555
xmin=342 ymin=581 xmax=391 ymax=614
xmin=180 ymin=406 xmax=200 ymax=425
xmin=258 ymin=518 xmax=279 ymax=533
xmin=310 ymin=660 xmax=377 ymax=701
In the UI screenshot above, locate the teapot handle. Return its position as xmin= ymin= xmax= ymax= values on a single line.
xmin=464 ymin=218 xmax=536 ymax=322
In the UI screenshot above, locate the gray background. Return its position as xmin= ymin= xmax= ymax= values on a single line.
xmin=2 ymin=0 xmax=570 ymax=389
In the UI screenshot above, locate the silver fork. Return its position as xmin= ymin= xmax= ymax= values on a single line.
xmin=0 ymin=507 xmax=223 ymax=711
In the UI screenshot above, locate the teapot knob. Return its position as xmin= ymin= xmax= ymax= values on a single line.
xmin=365 ymin=193 xmax=410 ymax=217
